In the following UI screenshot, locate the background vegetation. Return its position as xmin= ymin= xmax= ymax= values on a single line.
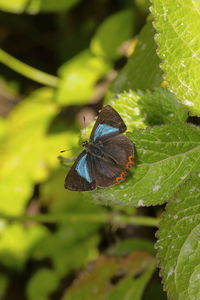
xmin=0 ymin=0 xmax=200 ymax=299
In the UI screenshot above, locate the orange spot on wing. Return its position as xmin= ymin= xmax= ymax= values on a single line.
xmin=125 ymin=155 xmax=134 ymax=169
xmin=115 ymin=171 xmax=128 ymax=183
xmin=115 ymin=156 xmax=134 ymax=184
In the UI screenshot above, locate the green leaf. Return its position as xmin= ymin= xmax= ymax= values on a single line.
xmin=110 ymin=91 xmax=146 ymax=130
xmin=0 ymin=223 xmax=48 ymax=270
xmin=94 ymin=123 xmax=200 ymax=207
xmin=57 ymin=50 xmax=110 ymax=105
xmin=0 ymin=0 xmax=27 ymax=13
xmin=0 ymin=118 xmax=7 ymax=142
xmin=27 ymin=268 xmax=60 ymax=300
xmin=90 ymin=10 xmax=135 ymax=60
xmin=138 ymin=88 xmax=188 ymax=125
xmin=62 ymin=252 xmax=156 ymax=300
xmin=0 ymin=88 xmax=77 ymax=215
xmin=136 ymin=0 xmax=151 ymax=13
xmin=107 ymin=238 xmax=155 ymax=256
xmin=83 ymin=87 xmax=188 ymax=145
xmin=156 ymin=173 xmax=200 ymax=300
xmin=151 ymin=0 xmax=200 ymax=115
xmin=0 ymin=0 xmax=80 ymax=14
xmin=109 ymin=88 xmax=187 ymax=131
xmin=111 ymin=21 xmax=163 ymax=93
xmin=27 ymin=0 xmax=80 ymax=13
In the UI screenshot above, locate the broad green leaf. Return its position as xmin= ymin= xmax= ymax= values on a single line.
xmin=94 ymin=123 xmax=200 ymax=207
xmin=0 ymin=0 xmax=26 ymax=13
xmin=156 ymin=174 xmax=200 ymax=300
xmin=151 ymin=0 xmax=200 ymax=115
xmin=110 ymin=91 xmax=146 ymax=130
xmin=0 ymin=88 xmax=77 ymax=214
xmin=138 ymin=88 xmax=188 ymax=125
xmin=0 ymin=223 xmax=48 ymax=270
xmin=57 ymin=50 xmax=110 ymax=105
xmin=0 ymin=172 xmax=33 ymax=215
xmin=26 ymin=268 xmax=60 ymax=300
xmin=62 ymin=252 xmax=156 ymax=300
xmin=90 ymin=10 xmax=135 ymax=60
xmin=111 ymin=21 xmax=163 ymax=93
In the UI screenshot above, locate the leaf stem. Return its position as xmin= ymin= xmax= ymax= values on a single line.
xmin=0 ymin=213 xmax=159 ymax=227
xmin=0 ymin=48 xmax=59 ymax=87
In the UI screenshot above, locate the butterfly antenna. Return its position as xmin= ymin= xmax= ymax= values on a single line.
xmin=81 ymin=115 xmax=87 ymax=140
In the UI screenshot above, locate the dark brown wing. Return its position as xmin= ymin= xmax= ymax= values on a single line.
xmin=90 ymin=155 xmax=124 ymax=187
xmin=102 ymin=134 xmax=134 ymax=168
xmin=64 ymin=150 xmax=96 ymax=191
xmin=90 ymin=105 xmax=126 ymax=142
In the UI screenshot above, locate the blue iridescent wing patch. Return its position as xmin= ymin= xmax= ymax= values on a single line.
xmin=90 ymin=105 xmax=126 ymax=142
xmin=93 ymin=124 xmax=119 ymax=141
xmin=65 ymin=151 xmax=96 ymax=191
xmin=75 ymin=154 xmax=92 ymax=183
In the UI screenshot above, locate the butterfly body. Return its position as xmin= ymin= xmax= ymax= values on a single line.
xmin=65 ymin=105 xmax=134 ymax=191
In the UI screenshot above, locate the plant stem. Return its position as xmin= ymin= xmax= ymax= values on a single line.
xmin=0 ymin=213 xmax=159 ymax=227
xmin=0 ymin=48 xmax=59 ymax=87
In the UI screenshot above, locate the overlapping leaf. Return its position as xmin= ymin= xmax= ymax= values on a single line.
xmin=94 ymin=123 xmax=200 ymax=207
xmin=57 ymin=50 xmax=110 ymax=105
xmin=111 ymin=21 xmax=163 ymax=93
xmin=151 ymin=0 xmax=200 ymax=115
xmin=90 ymin=10 xmax=135 ymax=60
xmin=0 ymin=88 xmax=77 ymax=215
xmin=62 ymin=252 xmax=156 ymax=300
xmin=156 ymin=174 xmax=200 ymax=300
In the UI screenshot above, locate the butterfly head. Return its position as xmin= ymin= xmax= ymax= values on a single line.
xmin=82 ymin=141 xmax=89 ymax=148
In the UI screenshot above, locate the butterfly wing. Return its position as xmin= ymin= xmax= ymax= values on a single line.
xmin=102 ymin=134 xmax=134 ymax=168
xmin=90 ymin=105 xmax=126 ymax=143
xmin=65 ymin=150 xmax=96 ymax=191
xmin=90 ymin=155 xmax=125 ymax=187
xmin=91 ymin=134 xmax=134 ymax=187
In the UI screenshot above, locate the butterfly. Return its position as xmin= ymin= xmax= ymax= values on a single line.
xmin=65 ymin=105 xmax=134 ymax=191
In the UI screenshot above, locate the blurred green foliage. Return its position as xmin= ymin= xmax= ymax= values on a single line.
xmin=0 ymin=0 xmax=199 ymax=299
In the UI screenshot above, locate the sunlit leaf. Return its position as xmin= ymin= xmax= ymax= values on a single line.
xmin=0 ymin=0 xmax=80 ymax=13
xmin=151 ymin=0 xmax=200 ymax=115
xmin=0 ymin=0 xmax=27 ymax=13
xmin=57 ymin=50 xmax=110 ymax=105
xmin=156 ymin=173 xmax=200 ymax=300
xmin=0 ymin=223 xmax=48 ymax=270
xmin=111 ymin=21 xmax=163 ymax=93
xmin=0 ymin=88 xmax=77 ymax=214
